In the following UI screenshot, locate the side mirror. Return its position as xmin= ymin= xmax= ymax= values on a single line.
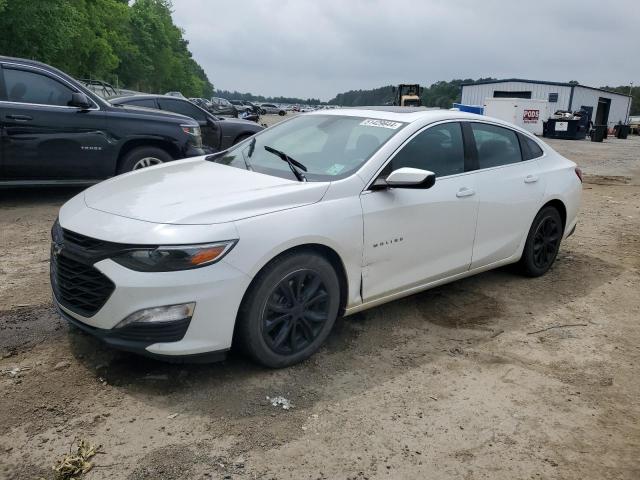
xmin=372 ymin=167 xmax=436 ymax=190
xmin=69 ymin=92 xmax=92 ymax=110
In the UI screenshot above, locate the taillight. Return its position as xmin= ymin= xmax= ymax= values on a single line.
xmin=575 ymin=167 xmax=583 ymax=183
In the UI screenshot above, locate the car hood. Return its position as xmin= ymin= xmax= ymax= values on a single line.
xmin=84 ymin=158 xmax=329 ymax=225
xmin=217 ymin=116 xmax=262 ymax=128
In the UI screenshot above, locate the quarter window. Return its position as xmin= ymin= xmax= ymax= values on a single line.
xmin=518 ymin=133 xmax=544 ymax=160
xmin=4 ymin=68 xmax=75 ymax=106
xmin=387 ymin=122 xmax=465 ymax=177
xmin=471 ymin=123 xmax=522 ymax=168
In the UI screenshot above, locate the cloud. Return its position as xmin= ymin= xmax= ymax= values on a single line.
xmin=171 ymin=0 xmax=639 ymax=100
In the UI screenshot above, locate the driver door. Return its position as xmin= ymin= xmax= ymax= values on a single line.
xmin=360 ymin=121 xmax=479 ymax=301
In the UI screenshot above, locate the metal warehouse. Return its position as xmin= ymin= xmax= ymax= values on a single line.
xmin=461 ymin=79 xmax=632 ymax=128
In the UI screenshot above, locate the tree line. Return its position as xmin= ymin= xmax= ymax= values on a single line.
xmin=326 ymin=79 xmax=496 ymax=108
xmin=214 ymin=90 xmax=322 ymax=105
xmin=0 ymin=0 xmax=213 ymax=98
xmin=603 ymin=85 xmax=639 ymax=116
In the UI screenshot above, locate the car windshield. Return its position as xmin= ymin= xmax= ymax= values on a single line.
xmin=209 ymin=114 xmax=406 ymax=181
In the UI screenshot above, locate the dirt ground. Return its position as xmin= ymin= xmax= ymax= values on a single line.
xmin=1 ymin=132 xmax=639 ymax=480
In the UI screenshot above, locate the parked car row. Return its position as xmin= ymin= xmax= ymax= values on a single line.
xmin=111 ymin=95 xmax=262 ymax=154
xmin=0 ymin=56 xmax=262 ymax=185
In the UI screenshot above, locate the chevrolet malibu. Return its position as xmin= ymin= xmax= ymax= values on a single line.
xmin=51 ymin=108 xmax=581 ymax=368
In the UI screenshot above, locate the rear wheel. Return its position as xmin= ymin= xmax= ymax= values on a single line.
xmin=118 ymin=146 xmax=172 ymax=174
xmin=519 ymin=206 xmax=563 ymax=277
xmin=237 ymin=252 xmax=340 ymax=368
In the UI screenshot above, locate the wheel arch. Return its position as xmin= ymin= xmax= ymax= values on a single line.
xmin=540 ymin=198 xmax=567 ymax=231
xmin=116 ymin=139 xmax=179 ymax=173
xmin=233 ymin=131 xmax=256 ymax=145
xmin=240 ymin=242 xmax=350 ymax=317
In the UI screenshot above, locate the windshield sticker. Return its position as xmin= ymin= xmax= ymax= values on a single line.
xmin=326 ymin=163 xmax=346 ymax=175
xmin=360 ymin=119 xmax=403 ymax=129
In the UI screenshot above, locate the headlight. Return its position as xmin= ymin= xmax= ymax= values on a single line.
xmin=181 ymin=123 xmax=202 ymax=148
xmin=51 ymin=217 xmax=63 ymax=243
xmin=112 ymin=241 xmax=237 ymax=272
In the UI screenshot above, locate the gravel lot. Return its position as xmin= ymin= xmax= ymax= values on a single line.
xmin=1 ymin=124 xmax=639 ymax=480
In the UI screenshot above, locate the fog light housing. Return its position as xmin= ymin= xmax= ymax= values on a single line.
xmin=115 ymin=303 xmax=195 ymax=329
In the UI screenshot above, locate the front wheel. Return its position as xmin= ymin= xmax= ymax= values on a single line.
xmin=519 ymin=206 xmax=563 ymax=277
xmin=118 ymin=146 xmax=172 ymax=174
xmin=237 ymin=252 xmax=340 ymax=368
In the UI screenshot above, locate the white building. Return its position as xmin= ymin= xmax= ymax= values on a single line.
xmin=461 ymin=79 xmax=632 ymax=127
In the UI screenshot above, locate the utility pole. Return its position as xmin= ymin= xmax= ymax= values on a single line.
xmin=626 ymin=82 xmax=633 ymax=124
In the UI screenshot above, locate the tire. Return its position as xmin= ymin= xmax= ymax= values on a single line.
xmin=278 ymin=110 xmax=286 ymax=116
xmin=237 ymin=251 xmax=341 ymax=368
xmin=118 ymin=146 xmax=173 ymax=174
xmin=233 ymin=134 xmax=253 ymax=145
xmin=260 ymin=109 xmax=267 ymax=115
xmin=519 ymin=206 xmax=563 ymax=277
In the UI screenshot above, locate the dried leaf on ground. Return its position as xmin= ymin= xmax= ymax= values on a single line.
xmin=52 ymin=439 xmax=102 ymax=480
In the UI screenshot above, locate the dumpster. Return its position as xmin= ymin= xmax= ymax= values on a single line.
xmin=544 ymin=118 xmax=586 ymax=140
xmin=590 ymin=125 xmax=607 ymax=142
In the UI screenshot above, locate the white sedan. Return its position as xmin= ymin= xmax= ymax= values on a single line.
xmin=51 ymin=108 xmax=581 ymax=367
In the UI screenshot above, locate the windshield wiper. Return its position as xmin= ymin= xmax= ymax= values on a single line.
xmin=240 ymin=137 xmax=256 ymax=171
xmin=264 ymin=145 xmax=307 ymax=182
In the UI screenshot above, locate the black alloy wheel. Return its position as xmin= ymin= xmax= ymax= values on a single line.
xmin=261 ymin=269 xmax=330 ymax=355
xmin=236 ymin=251 xmax=340 ymax=368
xmin=532 ymin=215 xmax=561 ymax=269
xmin=520 ymin=206 xmax=563 ymax=277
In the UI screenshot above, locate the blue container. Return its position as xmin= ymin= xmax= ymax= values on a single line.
xmin=453 ymin=103 xmax=484 ymax=115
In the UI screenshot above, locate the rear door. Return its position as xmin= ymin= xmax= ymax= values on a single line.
xmin=0 ymin=63 xmax=112 ymax=180
xmin=360 ymin=121 xmax=479 ymax=301
xmin=467 ymin=122 xmax=546 ymax=268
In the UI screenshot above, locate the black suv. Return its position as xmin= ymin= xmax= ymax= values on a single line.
xmin=0 ymin=56 xmax=205 ymax=185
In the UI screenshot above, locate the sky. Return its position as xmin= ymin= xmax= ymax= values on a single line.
xmin=171 ymin=0 xmax=639 ymax=101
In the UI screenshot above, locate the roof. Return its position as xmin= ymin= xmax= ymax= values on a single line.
xmin=308 ymin=107 xmax=485 ymax=124
xmin=461 ymin=78 xmax=631 ymax=98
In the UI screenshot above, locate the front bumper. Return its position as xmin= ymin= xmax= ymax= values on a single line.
xmin=53 ymin=257 xmax=252 ymax=360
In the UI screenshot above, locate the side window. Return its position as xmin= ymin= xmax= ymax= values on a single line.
xmin=471 ymin=123 xmax=522 ymax=169
xmin=388 ymin=122 xmax=465 ymax=177
xmin=157 ymin=98 xmax=207 ymax=122
xmin=4 ymin=68 xmax=74 ymax=106
xmin=518 ymin=133 xmax=544 ymax=160
xmin=127 ymin=98 xmax=157 ymax=108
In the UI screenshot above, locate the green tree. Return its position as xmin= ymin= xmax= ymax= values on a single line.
xmin=602 ymin=85 xmax=639 ymax=116
xmin=0 ymin=0 xmax=213 ymax=97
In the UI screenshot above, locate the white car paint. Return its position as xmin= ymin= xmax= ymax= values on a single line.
xmin=53 ymin=108 xmax=581 ymax=359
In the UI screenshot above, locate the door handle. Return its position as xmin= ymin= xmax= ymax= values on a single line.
xmin=6 ymin=114 xmax=33 ymax=122
xmin=524 ymin=174 xmax=539 ymax=184
xmin=456 ymin=187 xmax=475 ymax=198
